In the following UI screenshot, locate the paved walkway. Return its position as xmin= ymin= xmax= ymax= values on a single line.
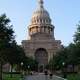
xmin=24 ymin=73 xmax=67 ymax=80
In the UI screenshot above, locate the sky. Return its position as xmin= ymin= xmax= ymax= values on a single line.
xmin=0 ymin=0 xmax=80 ymax=46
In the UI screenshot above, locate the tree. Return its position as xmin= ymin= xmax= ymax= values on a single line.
xmin=0 ymin=14 xmax=15 ymax=80
xmin=65 ymin=23 xmax=80 ymax=72
xmin=6 ymin=41 xmax=25 ymax=74
xmin=48 ymin=47 xmax=68 ymax=71
xmin=0 ymin=14 xmax=26 ymax=79
xmin=74 ymin=22 xmax=80 ymax=43
xmin=73 ymin=22 xmax=80 ymax=66
xmin=67 ymin=43 xmax=77 ymax=64
xmin=0 ymin=13 xmax=15 ymax=59
xmin=48 ymin=22 xmax=80 ymax=73
xmin=21 ymin=56 xmax=38 ymax=71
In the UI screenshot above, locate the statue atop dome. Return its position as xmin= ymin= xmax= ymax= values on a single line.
xmin=38 ymin=0 xmax=44 ymax=9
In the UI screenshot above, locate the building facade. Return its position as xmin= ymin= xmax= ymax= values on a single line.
xmin=22 ymin=0 xmax=61 ymax=68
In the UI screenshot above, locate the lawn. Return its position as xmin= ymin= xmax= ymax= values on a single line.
xmin=67 ymin=73 xmax=80 ymax=80
xmin=3 ymin=77 xmax=22 ymax=80
xmin=3 ymin=72 xmax=23 ymax=80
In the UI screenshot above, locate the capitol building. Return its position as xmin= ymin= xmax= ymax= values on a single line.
xmin=22 ymin=0 xmax=61 ymax=69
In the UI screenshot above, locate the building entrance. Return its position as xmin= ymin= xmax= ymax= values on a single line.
xmin=35 ymin=48 xmax=48 ymax=71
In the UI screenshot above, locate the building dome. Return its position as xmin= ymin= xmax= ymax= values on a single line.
xmin=29 ymin=0 xmax=54 ymax=37
xmin=31 ymin=0 xmax=51 ymax=25
xmin=33 ymin=8 xmax=50 ymax=18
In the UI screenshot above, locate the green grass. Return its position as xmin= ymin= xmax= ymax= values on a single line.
xmin=3 ymin=73 xmax=23 ymax=80
xmin=67 ymin=74 xmax=80 ymax=80
xmin=3 ymin=77 xmax=22 ymax=80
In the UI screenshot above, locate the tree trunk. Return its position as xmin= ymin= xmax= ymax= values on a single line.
xmin=10 ymin=64 xmax=13 ymax=78
xmin=0 ymin=60 xmax=2 ymax=80
xmin=72 ymin=64 xmax=74 ymax=73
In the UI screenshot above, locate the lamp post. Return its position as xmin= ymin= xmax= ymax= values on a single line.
xmin=62 ymin=62 xmax=65 ymax=66
xmin=21 ymin=62 xmax=24 ymax=78
xmin=28 ymin=65 xmax=30 ymax=69
xmin=62 ymin=62 xmax=66 ymax=78
xmin=27 ymin=65 xmax=30 ymax=74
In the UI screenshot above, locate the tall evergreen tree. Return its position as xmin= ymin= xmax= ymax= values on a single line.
xmin=73 ymin=22 xmax=80 ymax=64
xmin=0 ymin=14 xmax=15 ymax=80
xmin=0 ymin=14 xmax=26 ymax=79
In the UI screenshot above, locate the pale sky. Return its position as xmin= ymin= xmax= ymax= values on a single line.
xmin=0 ymin=0 xmax=80 ymax=46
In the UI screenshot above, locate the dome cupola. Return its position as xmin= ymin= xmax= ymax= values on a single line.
xmin=31 ymin=0 xmax=51 ymax=25
xmin=29 ymin=0 xmax=54 ymax=37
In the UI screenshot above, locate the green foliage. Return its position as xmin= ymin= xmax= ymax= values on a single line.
xmin=0 ymin=14 xmax=25 ymax=65
xmin=0 ymin=14 xmax=26 ymax=78
xmin=21 ymin=56 xmax=38 ymax=71
xmin=48 ymin=22 xmax=80 ymax=72
xmin=48 ymin=43 xmax=79 ymax=71
xmin=0 ymin=14 xmax=15 ymax=80
xmin=0 ymin=14 xmax=14 ymax=62
xmin=7 ymin=43 xmax=25 ymax=65
xmin=73 ymin=22 xmax=80 ymax=64
xmin=67 ymin=74 xmax=80 ymax=80
xmin=67 ymin=43 xmax=76 ymax=65
xmin=48 ymin=47 xmax=68 ymax=70
xmin=3 ymin=73 xmax=22 ymax=80
xmin=74 ymin=22 xmax=80 ymax=43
